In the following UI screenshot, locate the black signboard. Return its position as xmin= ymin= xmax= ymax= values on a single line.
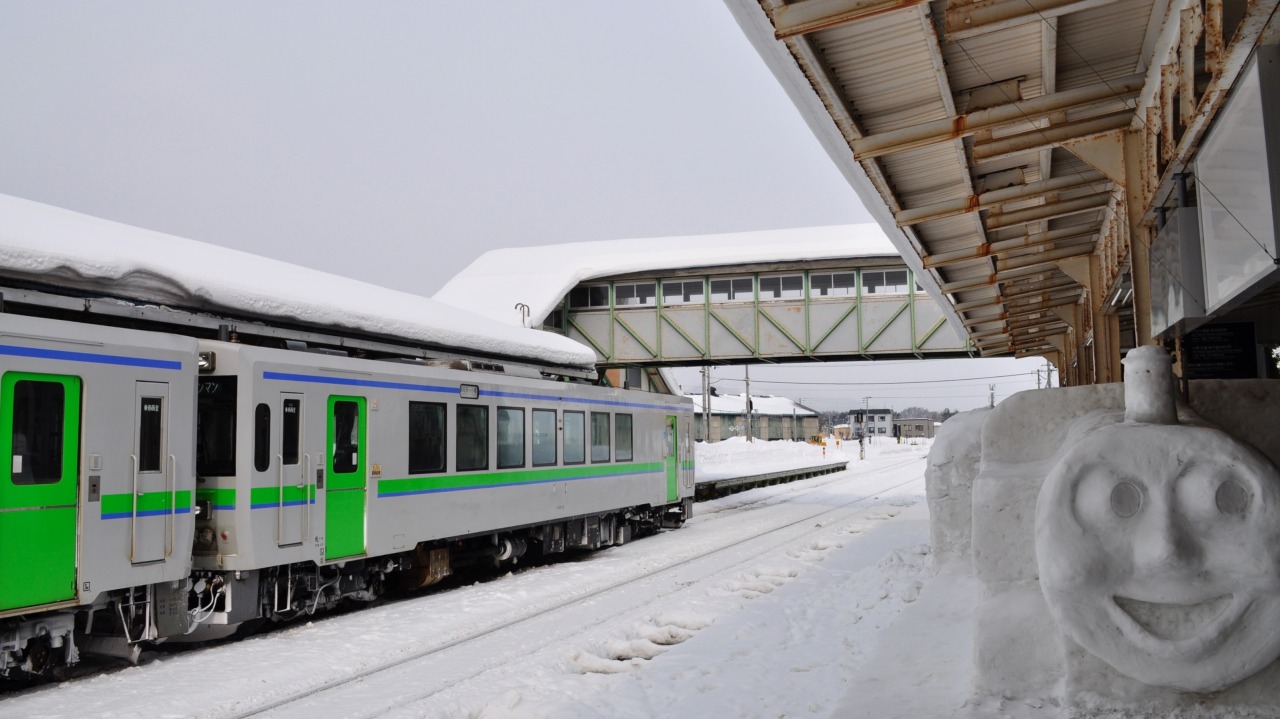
xmin=1183 ymin=322 xmax=1258 ymax=379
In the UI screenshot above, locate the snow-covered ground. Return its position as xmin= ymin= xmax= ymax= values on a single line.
xmin=2 ymin=437 xmax=1009 ymax=719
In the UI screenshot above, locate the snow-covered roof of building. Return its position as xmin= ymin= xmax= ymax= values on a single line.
xmin=684 ymin=393 xmax=817 ymax=416
xmin=434 ymin=224 xmax=896 ymax=327
xmin=0 ymin=193 xmax=596 ymax=368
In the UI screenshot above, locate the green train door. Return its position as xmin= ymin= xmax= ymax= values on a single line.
xmin=325 ymin=395 xmax=366 ymax=560
xmin=664 ymin=415 xmax=678 ymax=502
xmin=0 ymin=373 xmax=81 ymax=612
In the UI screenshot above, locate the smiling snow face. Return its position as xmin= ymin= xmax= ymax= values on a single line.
xmin=1036 ymin=422 xmax=1280 ymax=692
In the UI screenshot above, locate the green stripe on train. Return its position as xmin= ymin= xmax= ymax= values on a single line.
xmin=101 ymin=490 xmax=194 ymax=517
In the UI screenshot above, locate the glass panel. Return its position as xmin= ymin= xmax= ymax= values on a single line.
xmin=624 ymin=367 xmax=642 ymax=389
xmin=809 ymin=273 xmax=832 ymax=296
xmin=864 ymin=270 xmax=885 ymax=294
xmin=634 ymin=283 xmax=655 ymax=306
xmin=568 ymin=286 xmax=589 ymax=308
xmin=759 ymin=276 xmax=781 ymax=299
xmin=590 ymin=412 xmax=610 ymax=462
xmin=532 ymin=409 xmax=557 ymax=466
xmin=10 ymin=380 xmax=65 ymax=485
xmin=615 ymin=414 xmax=633 ymax=461
xmin=456 ymin=405 xmax=489 ymax=471
xmin=834 ymin=273 xmax=857 ymax=295
xmin=781 ymin=275 xmax=803 ymax=298
xmin=563 ymin=411 xmax=585 ymax=464
xmin=497 ymin=407 xmax=525 ymax=469
xmin=731 ymin=277 xmax=753 ymax=299
xmin=588 ymin=285 xmax=610 ymax=307
xmin=332 ymin=401 xmax=359 ymax=474
xmin=282 ymin=399 xmax=300 ymax=465
xmin=253 ymin=403 xmax=271 ymax=473
xmin=662 ymin=281 xmax=684 ymax=303
xmin=409 ymin=401 xmax=446 ymax=474
xmin=684 ymin=279 xmax=704 ymax=303
xmin=615 ymin=283 xmax=636 ymax=305
xmin=885 ymin=270 xmax=909 ymax=293
xmin=710 ymin=279 xmax=732 ymax=301
xmin=197 ymin=376 xmax=237 ymax=476
xmin=139 ymin=396 xmax=163 ymax=473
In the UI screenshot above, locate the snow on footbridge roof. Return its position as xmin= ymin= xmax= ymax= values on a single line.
xmin=434 ymin=224 xmax=896 ymax=327
xmin=0 ymin=193 xmax=596 ymax=368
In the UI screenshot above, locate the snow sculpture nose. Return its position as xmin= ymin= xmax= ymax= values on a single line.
xmin=1133 ymin=500 xmax=1199 ymax=572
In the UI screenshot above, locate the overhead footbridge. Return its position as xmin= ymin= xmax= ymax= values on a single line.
xmin=434 ymin=225 xmax=973 ymax=368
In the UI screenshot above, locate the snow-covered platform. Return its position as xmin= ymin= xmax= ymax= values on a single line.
xmin=694 ymin=460 xmax=849 ymax=500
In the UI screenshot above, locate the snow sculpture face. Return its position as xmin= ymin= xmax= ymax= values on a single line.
xmin=1036 ymin=422 xmax=1280 ymax=691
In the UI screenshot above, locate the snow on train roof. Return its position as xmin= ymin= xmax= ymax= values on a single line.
xmin=0 ymin=193 xmax=596 ymax=368
xmin=433 ymin=224 xmax=896 ymax=326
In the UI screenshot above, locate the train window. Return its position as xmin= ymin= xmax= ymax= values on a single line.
xmin=532 ymin=409 xmax=557 ymax=466
xmin=282 ymin=399 xmax=300 ymax=465
xmin=615 ymin=414 xmax=633 ymax=461
xmin=253 ymin=404 xmax=271 ymax=472
xmin=563 ymin=411 xmax=585 ymax=465
xmin=456 ymin=405 xmax=489 ymax=471
xmin=138 ymin=396 xmax=163 ymax=473
xmin=8 ymin=379 xmax=65 ymax=485
xmin=332 ymin=401 xmax=360 ymax=474
xmin=197 ymin=376 xmax=237 ymax=476
xmin=590 ymin=412 xmax=610 ymax=463
xmin=497 ymin=407 xmax=525 ymax=469
xmin=409 ymin=401 xmax=446 ymax=474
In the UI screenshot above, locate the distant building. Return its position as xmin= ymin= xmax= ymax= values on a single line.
xmin=894 ymin=417 xmax=938 ymax=439
xmin=832 ymin=423 xmax=853 ymax=440
xmin=849 ymin=408 xmax=894 ymax=437
xmin=685 ymin=393 xmax=820 ymax=442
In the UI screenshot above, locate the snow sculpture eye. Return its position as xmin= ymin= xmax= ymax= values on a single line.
xmin=1036 ymin=422 xmax=1280 ymax=692
xmin=1109 ymin=481 xmax=1142 ymax=518
xmin=1216 ymin=478 xmax=1250 ymax=516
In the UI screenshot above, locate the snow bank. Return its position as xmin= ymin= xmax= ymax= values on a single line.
xmin=0 ymin=193 xmax=596 ymax=367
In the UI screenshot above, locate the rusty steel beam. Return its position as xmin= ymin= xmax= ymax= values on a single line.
xmin=923 ymin=227 xmax=1096 ymax=268
xmin=1003 ymin=275 xmax=1080 ymax=297
xmin=896 ymin=170 xmax=1106 ymax=226
xmin=771 ymin=0 xmax=930 ymax=38
xmin=944 ymin=0 xmax=1122 ymax=40
xmin=985 ymin=194 xmax=1111 ymax=230
xmin=998 ymin=242 xmax=1097 ymax=271
xmin=972 ymin=110 xmax=1136 ymax=161
xmin=850 ymin=75 xmax=1145 ymax=160
xmin=939 ymin=260 xmax=1070 ymax=293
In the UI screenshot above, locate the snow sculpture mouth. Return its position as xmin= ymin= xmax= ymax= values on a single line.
xmin=1113 ymin=594 xmax=1232 ymax=640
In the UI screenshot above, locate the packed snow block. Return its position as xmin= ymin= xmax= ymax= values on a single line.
xmin=1064 ymin=637 xmax=1280 ymax=714
xmin=969 ymin=384 xmax=1122 ymax=586
xmin=1188 ymin=379 xmax=1280 ymax=468
xmin=973 ymin=582 xmax=1062 ymax=698
xmin=924 ymin=407 xmax=989 ymax=566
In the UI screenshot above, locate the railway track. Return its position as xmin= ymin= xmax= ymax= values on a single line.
xmin=229 ymin=460 xmax=926 ymax=718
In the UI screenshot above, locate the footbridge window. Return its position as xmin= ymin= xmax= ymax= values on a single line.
xmin=863 ymin=269 xmax=911 ymax=295
xmin=569 ymin=285 xmax=610 ymax=309
xmin=759 ymin=274 xmax=803 ymax=299
xmin=710 ymin=277 xmax=753 ymax=302
xmin=809 ymin=272 xmax=857 ymax=297
xmin=614 ymin=282 xmax=656 ymax=307
xmin=662 ymin=279 xmax=704 ymax=304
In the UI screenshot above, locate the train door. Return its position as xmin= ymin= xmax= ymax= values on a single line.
xmin=325 ymin=395 xmax=366 ymax=560
xmin=664 ymin=415 xmax=678 ymax=502
xmin=276 ymin=393 xmax=306 ymax=548
xmin=132 ymin=381 xmax=171 ymax=564
xmin=0 ymin=373 xmax=81 ymax=612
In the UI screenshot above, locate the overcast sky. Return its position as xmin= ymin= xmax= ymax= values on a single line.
xmin=0 ymin=1 xmax=1044 ymax=412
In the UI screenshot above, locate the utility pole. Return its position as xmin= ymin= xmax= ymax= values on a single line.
xmin=989 ymin=384 xmax=996 ymax=408
xmin=1036 ymin=368 xmax=1042 ymax=389
xmin=744 ymin=365 xmax=753 ymax=442
xmin=701 ymin=366 xmax=711 ymax=443
xmin=1045 ymin=360 xmax=1055 ymax=388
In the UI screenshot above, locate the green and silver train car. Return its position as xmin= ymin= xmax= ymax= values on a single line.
xmin=185 ymin=340 xmax=695 ymax=636
xmin=0 ymin=314 xmax=198 ymax=673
